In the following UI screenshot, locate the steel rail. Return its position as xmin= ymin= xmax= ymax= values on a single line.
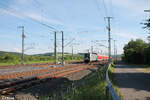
xmin=0 ymin=64 xmax=82 ymax=80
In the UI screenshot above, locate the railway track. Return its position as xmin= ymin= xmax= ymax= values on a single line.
xmin=0 ymin=63 xmax=95 ymax=95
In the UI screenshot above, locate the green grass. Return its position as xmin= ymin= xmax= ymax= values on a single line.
xmin=63 ymin=66 xmax=108 ymax=100
xmin=0 ymin=59 xmax=83 ymax=66
xmin=0 ymin=52 xmax=83 ymax=66
xmin=108 ymin=63 xmax=123 ymax=99
xmin=39 ymin=64 xmax=121 ymax=100
xmin=0 ymin=62 xmax=17 ymax=66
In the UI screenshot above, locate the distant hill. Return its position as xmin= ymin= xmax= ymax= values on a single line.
xmin=0 ymin=51 xmax=54 ymax=57
xmin=0 ymin=51 xmax=83 ymax=57
xmin=0 ymin=51 xmax=22 ymax=56
xmin=34 ymin=52 xmax=74 ymax=56
xmin=33 ymin=53 xmax=53 ymax=56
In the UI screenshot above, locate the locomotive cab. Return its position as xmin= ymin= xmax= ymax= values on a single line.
xmin=84 ymin=53 xmax=90 ymax=63
xmin=84 ymin=53 xmax=97 ymax=63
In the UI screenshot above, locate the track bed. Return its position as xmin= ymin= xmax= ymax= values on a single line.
xmin=0 ymin=62 xmax=105 ymax=100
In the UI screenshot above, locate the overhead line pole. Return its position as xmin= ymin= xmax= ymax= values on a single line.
xmin=18 ymin=26 xmax=25 ymax=65
xmin=72 ymin=46 xmax=73 ymax=61
xmin=22 ymin=26 xmax=25 ymax=65
xmin=62 ymin=31 xmax=64 ymax=66
xmin=54 ymin=31 xmax=57 ymax=64
xmin=105 ymin=17 xmax=113 ymax=62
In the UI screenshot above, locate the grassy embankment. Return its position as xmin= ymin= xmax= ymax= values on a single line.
xmin=62 ymin=64 xmax=108 ymax=100
xmin=39 ymin=63 xmax=123 ymax=100
xmin=108 ymin=63 xmax=123 ymax=99
xmin=62 ymin=63 xmax=122 ymax=100
xmin=39 ymin=64 xmax=108 ymax=100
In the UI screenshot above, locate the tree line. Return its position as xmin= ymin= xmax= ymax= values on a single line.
xmin=122 ymin=18 xmax=150 ymax=64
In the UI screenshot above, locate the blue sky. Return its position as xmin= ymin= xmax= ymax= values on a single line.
xmin=0 ymin=0 xmax=150 ymax=55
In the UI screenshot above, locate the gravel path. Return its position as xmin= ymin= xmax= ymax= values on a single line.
xmin=114 ymin=64 xmax=150 ymax=100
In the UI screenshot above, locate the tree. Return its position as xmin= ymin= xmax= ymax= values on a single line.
xmin=142 ymin=18 xmax=150 ymax=40
xmin=123 ymin=39 xmax=147 ymax=64
xmin=143 ymin=18 xmax=150 ymax=30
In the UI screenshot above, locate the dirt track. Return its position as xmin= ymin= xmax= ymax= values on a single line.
xmin=114 ymin=64 xmax=150 ymax=100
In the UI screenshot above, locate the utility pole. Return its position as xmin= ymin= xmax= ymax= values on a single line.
xmin=18 ymin=26 xmax=25 ymax=65
xmin=105 ymin=17 xmax=113 ymax=62
xmin=91 ymin=46 xmax=93 ymax=53
xmin=61 ymin=31 xmax=64 ymax=66
xmin=91 ymin=40 xmax=94 ymax=53
xmin=72 ymin=46 xmax=73 ymax=60
xmin=54 ymin=31 xmax=57 ymax=64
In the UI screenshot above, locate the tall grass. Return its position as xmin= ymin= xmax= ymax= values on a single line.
xmin=63 ymin=65 xmax=108 ymax=100
xmin=108 ymin=63 xmax=123 ymax=99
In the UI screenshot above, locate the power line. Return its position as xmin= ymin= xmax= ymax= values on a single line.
xmin=0 ymin=1 xmax=57 ymax=31
xmin=64 ymin=38 xmax=75 ymax=47
xmin=64 ymin=31 xmax=82 ymax=47
xmin=95 ymin=0 xmax=107 ymax=26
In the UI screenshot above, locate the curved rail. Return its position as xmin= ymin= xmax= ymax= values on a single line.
xmin=106 ymin=63 xmax=121 ymax=100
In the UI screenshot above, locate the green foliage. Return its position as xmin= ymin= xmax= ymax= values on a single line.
xmin=142 ymin=18 xmax=150 ymax=41
xmin=142 ymin=18 xmax=150 ymax=30
xmin=122 ymin=39 xmax=147 ymax=64
xmin=143 ymin=46 xmax=150 ymax=64
xmin=0 ymin=51 xmax=22 ymax=56
xmin=64 ymin=66 xmax=107 ymax=100
xmin=0 ymin=52 xmax=83 ymax=66
xmin=0 ymin=53 xmax=52 ymax=65
xmin=0 ymin=53 xmax=21 ymax=63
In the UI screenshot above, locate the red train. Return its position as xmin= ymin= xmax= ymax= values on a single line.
xmin=84 ymin=53 xmax=110 ymax=63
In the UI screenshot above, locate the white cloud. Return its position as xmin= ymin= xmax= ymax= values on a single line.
xmin=0 ymin=7 xmax=63 ymax=26
xmin=13 ymin=0 xmax=35 ymax=6
xmin=0 ymin=8 xmax=23 ymax=19
xmin=13 ymin=48 xmax=21 ymax=52
xmin=25 ymin=13 xmax=64 ymax=25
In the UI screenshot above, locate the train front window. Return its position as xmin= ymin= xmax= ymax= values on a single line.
xmin=84 ymin=54 xmax=90 ymax=58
